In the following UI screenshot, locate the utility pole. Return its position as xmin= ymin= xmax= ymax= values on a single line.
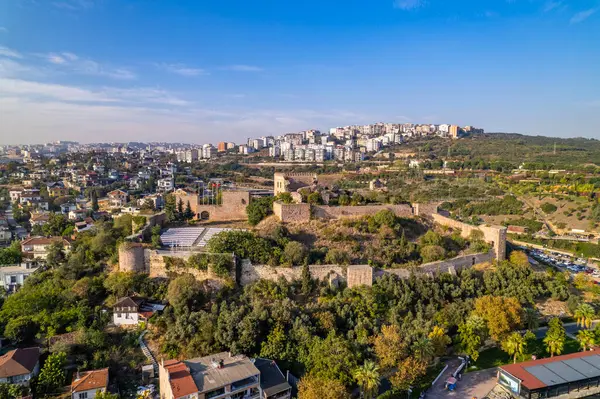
xmin=554 ymin=142 xmax=557 ymax=155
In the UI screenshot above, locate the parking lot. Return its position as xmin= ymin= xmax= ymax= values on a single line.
xmin=525 ymin=248 xmax=598 ymax=280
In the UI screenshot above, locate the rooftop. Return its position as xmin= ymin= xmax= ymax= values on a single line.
xmin=254 ymin=358 xmax=291 ymax=397
xmin=71 ymin=368 xmax=109 ymax=393
xmin=0 ymin=348 xmax=40 ymax=378
xmin=500 ymin=348 xmax=600 ymax=390
xmin=165 ymin=353 xmax=260 ymax=397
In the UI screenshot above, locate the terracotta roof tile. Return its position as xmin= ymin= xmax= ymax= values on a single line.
xmin=165 ymin=361 xmax=198 ymax=399
xmin=0 ymin=348 xmax=40 ymax=378
xmin=71 ymin=368 xmax=109 ymax=393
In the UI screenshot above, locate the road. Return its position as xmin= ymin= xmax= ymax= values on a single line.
xmin=528 ymin=320 xmax=599 ymax=339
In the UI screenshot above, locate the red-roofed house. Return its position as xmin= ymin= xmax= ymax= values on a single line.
xmin=0 ymin=348 xmax=40 ymax=385
xmin=21 ymin=236 xmax=71 ymax=260
xmin=71 ymin=368 xmax=109 ymax=399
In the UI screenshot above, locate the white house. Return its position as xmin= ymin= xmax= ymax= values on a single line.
xmin=0 ymin=261 xmax=40 ymax=293
xmin=113 ymin=297 xmax=164 ymax=326
xmin=71 ymin=368 xmax=109 ymax=399
xmin=0 ymin=348 xmax=40 ymax=385
xmin=157 ymin=178 xmax=174 ymax=193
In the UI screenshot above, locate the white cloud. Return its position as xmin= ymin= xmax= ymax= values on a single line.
xmin=393 ymin=0 xmax=425 ymax=10
xmin=543 ymin=1 xmax=563 ymax=12
xmin=0 ymin=46 xmax=22 ymax=59
xmin=52 ymin=0 xmax=95 ymax=10
xmin=570 ymin=8 xmax=597 ymax=24
xmin=39 ymin=51 xmax=136 ymax=79
xmin=222 ymin=64 xmax=263 ymax=72
xmin=0 ymin=27 xmax=8 ymax=33
xmin=156 ymin=63 xmax=207 ymax=77
xmin=0 ymin=78 xmax=116 ymax=103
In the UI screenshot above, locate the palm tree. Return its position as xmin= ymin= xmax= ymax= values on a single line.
xmin=578 ymin=330 xmax=595 ymax=351
xmin=575 ymin=304 xmax=595 ymax=329
xmin=544 ymin=331 xmax=565 ymax=357
xmin=412 ymin=337 xmax=435 ymax=363
xmin=353 ymin=361 xmax=380 ymax=399
xmin=501 ymin=332 xmax=526 ymax=364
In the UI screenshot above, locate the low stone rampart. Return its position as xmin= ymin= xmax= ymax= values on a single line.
xmin=273 ymin=202 xmax=311 ymax=223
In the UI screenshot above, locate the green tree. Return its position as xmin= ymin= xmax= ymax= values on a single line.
xmin=246 ymin=197 xmax=274 ymax=226
xmin=458 ymin=315 xmax=486 ymax=361
xmin=46 ymin=242 xmax=66 ymax=268
xmin=578 ymin=329 xmax=595 ymax=351
xmin=353 ymin=361 xmax=380 ymax=399
xmin=37 ymin=352 xmax=67 ymax=396
xmin=306 ymin=333 xmax=357 ymax=386
xmin=541 ymin=202 xmax=558 ymax=214
xmin=184 ymin=201 xmax=194 ymax=221
xmin=301 ymin=263 xmax=313 ymax=295
xmin=0 ymin=241 xmax=22 ymax=265
xmin=544 ymin=318 xmax=566 ymax=357
xmin=164 ymin=194 xmax=177 ymax=222
xmin=501 ymin=332 xmax=526 ymax=364
xmin=177 ymin=198 xmax=184 ymax=220
xmin=283 ymin=241 xmax=307 ymax=266
xmin=91 ymin=189 xmax=99 ymax=212
xmin=260 ymin=323 xmax=294 ymax=362
xmin=411 ymin=337 xmax=435 ymax=363
xmin=167 ymin=274 xmax=204 ymax=314
xmin=574 ymin=303 xmax=595 ymax=329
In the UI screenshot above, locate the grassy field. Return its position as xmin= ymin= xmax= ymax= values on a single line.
xmin=468 ymin=337 xmax=580 ymax=372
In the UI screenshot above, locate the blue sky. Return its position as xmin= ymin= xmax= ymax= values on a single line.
xmin=0 ymin=0 xmax=599 ymax=144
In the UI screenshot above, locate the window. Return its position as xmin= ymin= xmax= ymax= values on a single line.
xmin=10 ymin=276 xmax=17 ymax=283
xmin=78 ymin=392 xmax=88 ymax=399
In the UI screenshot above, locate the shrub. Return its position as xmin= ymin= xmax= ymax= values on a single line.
xmin=541 ymin=203 xmax=557 ymax=214
xmin=420 ymin=245 xmax=446 ymax=263
xmin=283 ymin=241 xmax=308 ymax=266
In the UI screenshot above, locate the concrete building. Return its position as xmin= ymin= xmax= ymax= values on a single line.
xmin=449 ymin=125 xmax=460 ymax=138
xmin=0 ymin=348 xmax=40 ymax=385
xmin=159 ymin=353 xmax=261 ymax=399
xmin=0 ymin=261 xmax=40 ymax=293
xmin=217 ymin=142 xmax=227 ymax=152
xmin=157 ymin=178 xmax=175 ymax=193
xmin=71 ymin=368 xmax=109 ymax=399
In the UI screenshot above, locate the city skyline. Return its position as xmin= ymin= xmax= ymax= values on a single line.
xmin=1 ymin=0 xmax=599 ymax=144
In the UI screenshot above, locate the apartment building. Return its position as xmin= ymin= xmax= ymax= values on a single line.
xmin=159 ymin=353 xmax=261 ymax=399
xmin=159 ymin=353 xmax=291 ymax=399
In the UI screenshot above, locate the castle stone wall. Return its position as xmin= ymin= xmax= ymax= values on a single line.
xmin=431 ymin=214 xmax=507 ymax=261
xmin=239 ymin=262 xmax=345 ymax=286
xmin=118 ymin=244 xmax=146 ymax=273
xmin=313 ymin=204 xmax=414 ymax=220
xmin=273 ymin=202 xmax=311 ymax=223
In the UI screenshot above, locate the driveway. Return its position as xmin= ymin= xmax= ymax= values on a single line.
xmin=425 ymin=368 xmax=498 ymax=399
